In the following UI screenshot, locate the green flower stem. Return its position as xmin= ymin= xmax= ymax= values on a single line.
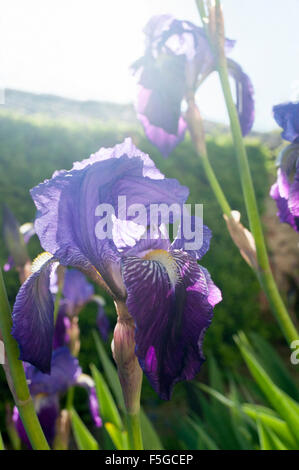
xmin=186 ymin=100 xmax=231 ymax=216
xmin=0 ymin=268 xmax=50 ymax=450
xmin=196 ymin=0 xmax=299 ymax=344
xmin=127 ymin=411 xmax=143 ymax=450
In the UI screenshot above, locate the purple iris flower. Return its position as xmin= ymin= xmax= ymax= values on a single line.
xmin=270 ymin=102 xmax=299 ymax=232
xmin=132 ymin=15 xmax=254 ymax=157
xmin=13 ymin=347 xmax=101 ymax=448
xmin=12 ymin=138 xmax=221 ymax=400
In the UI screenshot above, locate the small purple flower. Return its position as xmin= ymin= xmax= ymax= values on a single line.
xmin=132 ymin=16 xmax=254 ymax=157
xmin=13 ymin=348 xmax=101 ymax=447
xmin=270 ymin=102 xmax=299 ymax=232
xmin=12 ymin=138 xmax=221 ymax=400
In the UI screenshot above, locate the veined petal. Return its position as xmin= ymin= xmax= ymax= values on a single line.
xmin=12 ymin=253 xmax=57 ymax=373
xmin=121 ymin=250 xmax=220 ymax=399
xmin=227 ymin=59 xmax=254 ymax=136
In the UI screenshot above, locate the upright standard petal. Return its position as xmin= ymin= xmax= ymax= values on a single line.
xmin=12 ymin=253 xmax=57 ymax=373
xmin=31 ymin=141 xmax=188 ymax=296
xmin=121 ymin=249 xmax=221 ymax=399
xmin=227 ymin=59 xmax=254 ymax=136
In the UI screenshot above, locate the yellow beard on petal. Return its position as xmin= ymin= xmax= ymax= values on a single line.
xmin=143 ymin=249 xmax=179 ymax=287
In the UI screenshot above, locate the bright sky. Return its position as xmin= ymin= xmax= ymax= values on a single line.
xmin=1 ymin=0 xmax=299 ymax=131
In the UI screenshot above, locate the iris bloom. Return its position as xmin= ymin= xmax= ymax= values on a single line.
xmin=12 ymin=138 xmax=221 ymax=400
xmin=270 ymin=102 xmax=299 ymax=232
xmin=132 ymin=15 xmax=254 ymax=157
xmin=13 ymin=347 xmax=101 ymax=447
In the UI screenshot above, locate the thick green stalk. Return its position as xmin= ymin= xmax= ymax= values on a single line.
xmin=127 ymin=412 xmax=143 ymax=450
xmin=195 ymin=0 xmax=299 ymax=344
xmin=0 ymin=268 xmax=50 ymax=450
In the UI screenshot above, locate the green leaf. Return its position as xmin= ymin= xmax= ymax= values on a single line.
xmin=140 ymin=409 xmax=163 ymax=450
xmin=257 ymin=422 xmax=288 ymax=450
xmin=105 ymin=423 xmax=126 ymax=450
xmin=243 ymin=404 xmax=297 ymax=449
xmin=0 ymin=432 xmax=5 ymax=450
xmin=71 ymin=408 xmax=99 ymax=450
xmin=250 ymin=332 xmax=299 ymax=401
xmin=257 ymin=421 xmax=274 ymax=450
xmin=235 ymin=333 xmax=299 ymax=445
xmin=90 ymin=363 xmax=123 ymax=430
xmin=187 ymin=417 xmax=219 ymax=450
xmin=92 ymin=330 xmax=125 ymax=411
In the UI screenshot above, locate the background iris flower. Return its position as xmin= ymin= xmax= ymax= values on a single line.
xmin=12 ymin=347 xmax=101 ymax=448
xmin=132 ymin=15 xmax=254 ymax=157
xmin=270 ymin=102 xmax=299 ymax=232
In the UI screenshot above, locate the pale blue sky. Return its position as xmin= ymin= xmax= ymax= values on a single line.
xmin=1 ymin=0 xmax=299 ymax=131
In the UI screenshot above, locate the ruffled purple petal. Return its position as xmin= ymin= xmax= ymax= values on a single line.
xmin=63 ymin=269 xmax=94 ymax=314
xmin=273 ymin=102 xmax=299 ymax=142
xmin=26 ymin=347 xmax=81 ymax=396
xmin=227 ymin=59 xmax=254 ymax=136
xmin=12 ymin=254 xmax=56 ymax=373
xmin=73 ymin=137 xmax=164 ymax=180
xmin=121 ymin=250 xmax=221 ymax=399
